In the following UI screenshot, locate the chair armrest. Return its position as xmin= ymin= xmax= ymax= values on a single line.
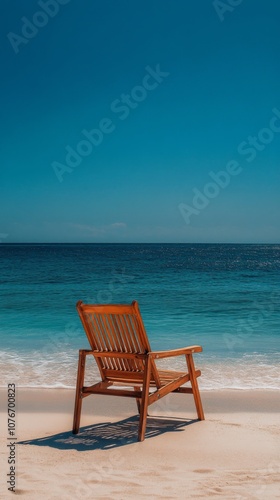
xmin=150 ymin=345 xmax=202 ymax=359
xmin=79 ymin=349 xmax=95 ymax=355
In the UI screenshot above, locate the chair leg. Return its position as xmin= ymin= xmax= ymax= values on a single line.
xmin=186 ymin=354 xmax=205 ymax=421
xmin=138 ymin=357 xmax=151 ymax=442
xmin=73 ymin=350 xmax=86 ymax=434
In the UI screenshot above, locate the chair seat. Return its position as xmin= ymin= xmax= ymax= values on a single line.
xmin=102 ymin=369 xmax=190 ymax=387
xmin=157 ymin=369 xmax=187 ymax=382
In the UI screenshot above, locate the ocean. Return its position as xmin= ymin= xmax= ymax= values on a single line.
xmin=1 ymin=243 xmax=279 ymax=390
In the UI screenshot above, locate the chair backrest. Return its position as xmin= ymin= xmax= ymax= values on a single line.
xmin=76 ymin=300 xmax=151 ymax=378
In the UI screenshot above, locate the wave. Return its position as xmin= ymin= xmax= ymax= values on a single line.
xmin=1 ymin=351 xmax=279 ymax=391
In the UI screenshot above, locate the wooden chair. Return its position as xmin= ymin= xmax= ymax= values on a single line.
xmin=73 ymin=300 xmax=205 ymax=442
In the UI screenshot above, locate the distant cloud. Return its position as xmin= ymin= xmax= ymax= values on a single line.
xmin=69 ymin=222 xmax=127 ymax=236
xmin=69 ymin=224 xmax=106 ymax=236
xmin=110 ymin=222 xmax=127 ymax=229
xmin=0 ymin=233 xmax=9 ymax=243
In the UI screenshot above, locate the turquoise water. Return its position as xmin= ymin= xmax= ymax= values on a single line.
xmin=1 ymin=244 xmax=279 ymax=389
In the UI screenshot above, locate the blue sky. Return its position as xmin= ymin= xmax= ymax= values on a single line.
xmin=1 ymin=0 xmax=280 ymax=243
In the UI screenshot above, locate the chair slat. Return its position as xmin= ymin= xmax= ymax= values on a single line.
xmin=104 ymin=314 xmax=123 ymax=371
xmin=90 ymin=314 xmax=104 ymax=352
xmin=113 ymin=314 xmax=133 ymax=371
xmin=92 ymin=314 xmax=114 ymax=370
xmin=125 ymin=314 xmax=141 ymax=352
xmin=118 ymin=315 xmax=139 ymax=371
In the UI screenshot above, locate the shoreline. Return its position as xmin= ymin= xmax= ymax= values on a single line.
xmin=0 ymin=388 xmax=279 ymax=415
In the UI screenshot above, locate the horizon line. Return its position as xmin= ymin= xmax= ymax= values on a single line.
xmin=0 ymin=242 xmax=279 ymax=245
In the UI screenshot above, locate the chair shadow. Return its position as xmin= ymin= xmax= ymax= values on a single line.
xmin=18 ymin=415 xmax=199 ymax=451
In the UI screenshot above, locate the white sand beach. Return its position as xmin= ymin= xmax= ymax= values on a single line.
xmin=0 ymin=389 xmax=279 ymax=499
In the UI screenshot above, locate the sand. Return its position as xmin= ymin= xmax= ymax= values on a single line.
xmin=0 ymin=388 xmax=279 ymax=499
